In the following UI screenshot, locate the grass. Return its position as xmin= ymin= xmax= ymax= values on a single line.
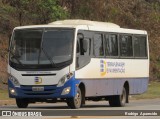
xmin=0 ymin=81 xmax=160 ymax=100
xmin=132 ymin=81 xmax=160 ymax=99
xmin=0 ymin=89 xmax=10 ymax=100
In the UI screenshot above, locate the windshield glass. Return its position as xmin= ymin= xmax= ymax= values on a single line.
xmin=10 ymin=28 xmax=74 ymax=69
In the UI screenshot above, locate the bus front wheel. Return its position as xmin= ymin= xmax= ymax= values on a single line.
xmin=109 ymin=87 xmax=127 ymax=107
xmin=67 ymin=87 xmax=82 ymax=109
xmin=16 ymin=98 xmax=29 ymax=108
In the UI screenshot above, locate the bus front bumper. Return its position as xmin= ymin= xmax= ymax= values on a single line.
xmin=8 ymin=78 xmax=79 ymax=99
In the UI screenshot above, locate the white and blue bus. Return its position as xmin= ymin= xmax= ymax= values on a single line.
xmin=8 ymin=20 xmax=149 ymax=109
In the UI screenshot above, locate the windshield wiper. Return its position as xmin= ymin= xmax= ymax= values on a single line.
xmin=39 ymin=28 xmax=57 ymax=68
xmin=41 ymin=47 xmax=57 ymax=67
xmin=9 ymin=50 xmax=24 ymax=66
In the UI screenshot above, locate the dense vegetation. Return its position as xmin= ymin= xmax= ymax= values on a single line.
xmin=0 ymin=0 xmax=160 ymax=88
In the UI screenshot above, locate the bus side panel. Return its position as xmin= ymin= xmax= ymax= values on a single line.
xmin=75 ymin=59 xmax=149 ymax=79
xmin=129 ymin=77 xmax=149 ymax=95
xmin=79 ymin=77 xmax=149 ymax=97
xmin=112 ymin=78 xmax=124 ymax=95
xmin=75 ymin=58 xmax=149 ymax=97
xmin=79 ymin=79 xmax=116 ymax=97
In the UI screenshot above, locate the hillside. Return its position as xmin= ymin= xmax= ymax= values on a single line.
xmin=0 ymin=0 xmax=160 ymax=88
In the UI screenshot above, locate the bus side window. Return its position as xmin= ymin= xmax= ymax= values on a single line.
xmin=105 ymin=34 xmax=118 ymax=56
xmin=93 ymin=34 xmax=104 ymax=57
xmin=120 ymin=35 xmax=133 ymax=57
xmin=134 ymin=36 xmax=147 ymax=58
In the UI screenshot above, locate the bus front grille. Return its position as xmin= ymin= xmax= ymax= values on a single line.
xmin=20 ymin=85 xmax=58 ymax=96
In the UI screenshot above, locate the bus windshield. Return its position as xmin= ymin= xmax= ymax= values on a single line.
xmin=10 ymin=28 xmax=74 ymax=69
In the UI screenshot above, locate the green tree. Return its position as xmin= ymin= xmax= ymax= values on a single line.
xmin=29 ymin=0 xmax=68 ymax=24
xmin=4 ymin=0 xmax=29 ymax=26
xmin=3 ymin=0 xmax=68 ymax=25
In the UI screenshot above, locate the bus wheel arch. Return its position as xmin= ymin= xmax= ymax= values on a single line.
xmin=109 ymin=81 xmax=129 ymax=107
xmin=67 ymin=86 xmax=82 ymax=109
xmin=66 ymin=82 xmax=85 ymax=109
xmin=79 ymin=82 xmax=86 ymax=106
xmin=109 ymin=88 xmax=126 ymax=107
xmin=124 ymin=81 xmax=129 ymax=103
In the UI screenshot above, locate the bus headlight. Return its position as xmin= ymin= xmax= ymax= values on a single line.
xmin=9 ymin=88 xmax=17 ymax=95
xmin=61 ymin=87 xmax=71 ymax=95
xmin=57 ymin=72 xmax=73 ymax=87
xmin=9 ymin=75 xmax=20 ymax=87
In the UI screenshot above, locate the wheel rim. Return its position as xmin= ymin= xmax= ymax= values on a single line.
xmin=74 ymin=90 xmax=81 ymax=107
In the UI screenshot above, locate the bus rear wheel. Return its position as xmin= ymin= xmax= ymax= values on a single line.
xmin=109 ymin=87 xmax=127 ymax=107
xmin=16 ymin=98 xmax=29 ymax=108
xmin=67 ymin=87 xmax=82 ymax=109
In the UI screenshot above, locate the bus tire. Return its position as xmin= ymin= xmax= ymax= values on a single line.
xmin=109 ymin=87 xmax=126 ymax=107
xmin=67 ymin=87 xmax=82 ymax=109
xmin=16 ymin=98 xmax=29 ymax=108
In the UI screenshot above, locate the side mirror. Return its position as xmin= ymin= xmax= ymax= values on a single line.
xmin=82 ymin=39 xmax=88 ymax=52
xmin=77 ymin=33 xmax=88 ymax=54
xmin=77 ymin=33 xmax=84 ymax=39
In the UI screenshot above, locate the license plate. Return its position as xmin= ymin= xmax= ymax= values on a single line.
xmin=32 ymin=87 xmax=44 ymax=91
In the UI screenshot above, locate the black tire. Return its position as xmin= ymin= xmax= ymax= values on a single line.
xmin=16 ymin=98 xmax=29 ymax=108
xmin=109 ymin=87 xmax=127 ymax=107
xmin=67 ymin=87 xmax=82 ymax=109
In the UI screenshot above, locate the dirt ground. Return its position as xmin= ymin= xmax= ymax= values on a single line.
xmin=0 ymin=99 xmax=15 ymax=106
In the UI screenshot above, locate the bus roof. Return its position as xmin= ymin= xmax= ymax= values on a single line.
xmin=14 ymin=19 xmax=147 ymax=35
xmin=49 ymin=19 xmax=120 ymax=28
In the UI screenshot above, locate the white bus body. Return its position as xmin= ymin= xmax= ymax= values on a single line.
xmin=8 ymin=20 xmax=149 ymax=108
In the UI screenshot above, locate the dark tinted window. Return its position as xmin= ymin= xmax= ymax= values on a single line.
xmin=134 ymin=36 xmax=147 ymax=57
xmin=10 ymin=29 xmax=74 ymax=65
xmin=83 ymin=38 xmax=91 ymax=56
xmin=78 ymin=38 xmax=91 ymax=56
xmin=94 ymin=34 xmax=104 ymax=57
xmin=76 ymin=40 xmax=80 ymax=53
xmin=120 ymin=35 xmax=133 ymax=57
xmin=105 ymin=34 xmax=118 ymax=56
xmin=11 ymin=29 xmax=42 ymax=64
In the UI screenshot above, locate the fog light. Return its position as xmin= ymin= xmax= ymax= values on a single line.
xmin=9 ymin=88 xmax=16 ymax=95
xmin=61 ymin=87 xmax=71 ymax=95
